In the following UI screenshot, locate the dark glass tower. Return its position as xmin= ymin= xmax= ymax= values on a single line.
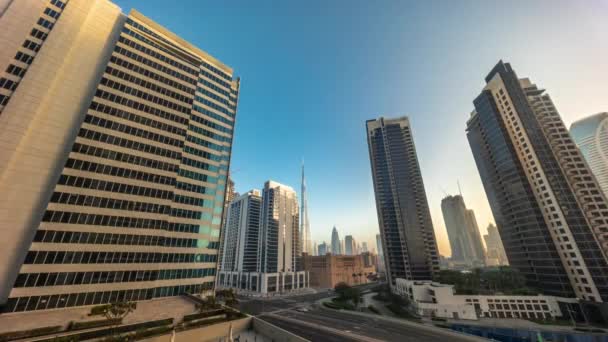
xmin=366 ymin=116 xmax=440 ymax=286
xmin=467 ymin=61 xmax=608 ymax=302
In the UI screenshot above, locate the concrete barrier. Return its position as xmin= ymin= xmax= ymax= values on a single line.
xmin=252 ymin=317 xmax=310 ymax=342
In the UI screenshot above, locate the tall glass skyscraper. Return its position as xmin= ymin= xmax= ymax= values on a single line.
xmin=366 ymin=116 xmax=440 ymax=286
xmin=441 ymin=195 xmax=486 ymax=266
xmin=467 ymin=61 xmax=608 ymax=302
xmin=331 ymin=226 xmax=341 ymax=255
xmin=570 ymin=113 xmax=608 ymax=198
xmin=0 ymin=0 xmax=239 ymax=312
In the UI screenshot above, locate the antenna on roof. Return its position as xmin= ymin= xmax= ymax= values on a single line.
xmin=457 ymin=180 xmax=463 ymax=197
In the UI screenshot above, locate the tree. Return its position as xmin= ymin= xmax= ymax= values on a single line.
xmin=334 ymin=282 xmax=351 ymax=299
xmin=103 ymin=301 xmax=136 ymax=339
xmin=345 ymin=287 xmax=362 ymax=310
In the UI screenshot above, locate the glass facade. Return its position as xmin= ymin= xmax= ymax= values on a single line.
xmin=2 ymin=7 xmax=239 ymax=312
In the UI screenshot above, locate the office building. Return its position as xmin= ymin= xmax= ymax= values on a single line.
xmin=318 ymin=242 xmax=328 ymax=256
xmin=302 ymin=254 xmax=376 ymax=289
xmin=0 ymin=0 xmax=239 ymax=313
xmin=331 ymin=226 xmax=341 ymax=255
xmin=441 ymin=195 xmax=485 ymax=266
xmin=344 ymin=235 xmax=355 ymax=255
xmin=484 ymin=224 xmax=508 ymax=266
xmin=466 ymin=61 xmax=608 ymax=302
xmin=570 ymin=112 xmax=608 ymax=198
xmin=220 ymin=190 xmax=261 ymax=272
xmin=217 ymin=181 xmax=308 ymax=295
xmin=366 ymin=116 xmax=440 ymax=286
xmin=361 ymin=242 xmax=368 ymax=253
xmin=300 ymin=163 xmax=312 ymax=255
xmin=312 ymin=241 xmax=318 ymax=256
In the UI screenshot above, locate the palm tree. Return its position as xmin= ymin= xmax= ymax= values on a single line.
xmin=103 ymin=301 xmax=136 ymax=339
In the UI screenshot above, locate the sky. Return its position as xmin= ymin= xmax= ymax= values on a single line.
xmin=113 ymin=0 xmax=608 ymax=256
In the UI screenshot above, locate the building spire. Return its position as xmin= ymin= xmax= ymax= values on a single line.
xmin=300 ymin=160 xmax=312 ymax=255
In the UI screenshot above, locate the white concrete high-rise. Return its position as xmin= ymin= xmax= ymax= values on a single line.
xmin=220 ymin=190 xmax=262 ymax=272
xmin=259 ymin=181 xmax=301 ymax=273
xmin=484 ymin=224 xmax=508 ymax=266
xmin=570 ymin=112 xmax=608 ymax=198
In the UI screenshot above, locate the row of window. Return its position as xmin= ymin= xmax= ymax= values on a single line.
xmin=50 ymin=0 xmax=66 ymax=10
xmin=197 ymin=85 xmax=232 ymax=108
xmin=195 ymin=93 xmax=234 ymax=117
xmin=170 ymin=207 xmax=205 ymax=220
xmin=114 ymin=46 xmax=196 ymax=85
xmin=33 ymin=229 xmax=206 ymax=249
xmin=4 ymin=282 xmax=212 ymax=313
xmin=200 ymin=60 xmax=232 ymax=83
xmin=14 ymin=267 xmax=215 ymax=288
xmin=173 ymin=194 xmax=212 ymax=208
xmin=189 ymin=111 xmax=232 ymax=135
xmin=192 ymin=104 xmax=234 ymax=128
xmin=57 ymin=174 xmax=172 ymax=200
xmin=179 ymin=168 xmax=216 ymax=184
xmin=37 ymin=18 xmax=54 ymax=30
xmin=181 ymin=156 xmax=218 ymax=173
xmin=15 ymin=51 xmax=34 ymax=65
xmin=0 ymin=78 xmax=17 ymax=91
xmin=186 ymin=134 xmax=224 ymax=153
xmin=50 ymin=191 xmax=170 ymax=214
xmin=100 ymin=77 xmax=190 ymax=115
xmin=109 ymin=55 xmax=195 ymax=95
xmin=189 ymin=124 xmax=231 ymax=143
xmin=65 ymin=157 xmax=176 ymax=186
xmin=183 ymin=145 xmax=222 ymax=163
xmin=6 ymin=64 xmax=26 ymax=78
xmin=176 ymin=180 xmax=216 ymax=196
xmin=120 ymin=31 xmax=199 ymax=76
xmin=198 ymin=69 xmax=230 ymax=91
xmin=105 ymin=66 xmax=193 ymax=105
xmin=93 ymin=90 xmax=188 ymax=127
xmin=23 ymin=250 xmax=218 ymax=265
xmin=79 ymin=126 xmax=181 ymax=160
xmin=72 ymin=142 xmax=179 ymax=174
xmin=85 ymin=112 xmax=184 ymax=148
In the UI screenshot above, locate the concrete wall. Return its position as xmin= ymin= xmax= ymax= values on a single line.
xmin=252 ymin=317 xmax=309 ymax=342
xmin=142 ymin=317 xmax=252 ymax=342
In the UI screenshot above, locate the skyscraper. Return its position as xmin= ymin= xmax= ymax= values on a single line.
xmin=331 ymin=226 xmax=341 ymax=255
xmin=376 ymin=234 xmax=383 ymax=257
xmin=318 ymin=242 xmax=328 ymax=256
xmin=466 ymin=61 xmax=608 ymax=302
xmin=570 ymin=112 xmax=608 ymax=198
xmin=220 ymin=190 xmax=262 ymax=272
xmin=344 ymin=235 xmax=355 ymax=255
xmin=259 ymin=181 xmax=301 ymax=273
xmin=300 ymin=163 xmax=313 ymax=255
xmin=484 ymin=224 xmax=508 ymax=266
xmin=218 ymin=177 xmax=238 ymax=271
xmin=0 ymin=1 xmax=239 ymax=313
xmin=366 ymin=116 xmax=440 ymax=286
xmin=362 ymin=242 xmax=368 ymax=253
xmin=441 ymin=195 xmax=485 ymax=266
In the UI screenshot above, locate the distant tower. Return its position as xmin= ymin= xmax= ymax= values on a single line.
xmin=570 ymin=112 xmax=608 ymax=198
xmin=345 ymin=235 xmax=355 ymax=255
xmin=300 ymin=162 xmax=313 ymax=255
xmin=484 ymin=224 xmax=508 ymax=266
xmin=362 ymin=242 xmax=368 ymax=253
xmin=440 ymin=194 xmax=485 ymax=266
xmin=331 ymin=226 xmax=341 ymax=255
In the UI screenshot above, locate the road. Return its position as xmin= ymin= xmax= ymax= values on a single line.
xmin=260 ymin=308 xmax=483 ymax=342
xmin=237 ymin=284 xmax=485 ymax=342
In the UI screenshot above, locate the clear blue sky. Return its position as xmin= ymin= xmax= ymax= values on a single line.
xmin=113 ymin=0 xmax=608 ymax=255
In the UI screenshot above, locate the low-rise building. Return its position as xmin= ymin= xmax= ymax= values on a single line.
xmin=394 ymin=279 xmax=577 ymax=321
xmin=302 ymin=254 xmax=376 ymax=289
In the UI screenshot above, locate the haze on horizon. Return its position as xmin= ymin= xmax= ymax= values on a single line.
xmin=112 ymin=0 xmax=608 ymax=256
